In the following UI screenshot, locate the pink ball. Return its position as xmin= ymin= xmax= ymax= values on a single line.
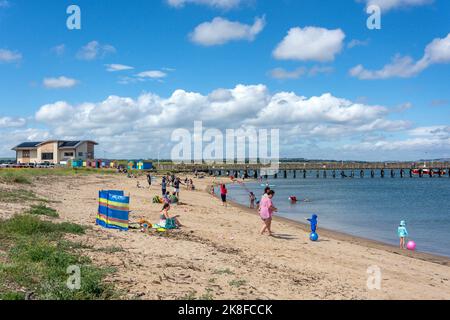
xmin=406 ymin=241 xmax=416 ymax=251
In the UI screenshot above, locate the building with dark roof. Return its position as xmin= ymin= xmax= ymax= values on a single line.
xmin=12 ymin=140 xmax=98 ymax=164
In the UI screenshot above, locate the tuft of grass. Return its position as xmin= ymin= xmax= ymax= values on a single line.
xmin=0 ymin=215 xmax=84 ymax=238
xmin=0 ymin=189 xmax=45 ymax=203
xmin=0 ymin=291 xmax=26 ymax=300
xmin=229 ymin=279 xmax=247 ymax=288
xmin=213 ymin=268 xmax=235 ymax=275
xmin=0 ymin=172 xmax=32 ymax=185
xmin=199 ymin=288 xmax=214 ymax=300
xmin=26 ymin=204 xmax=59 ymax=218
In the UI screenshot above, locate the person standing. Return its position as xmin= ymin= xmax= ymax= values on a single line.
xmin=259 ymin=190 xmax=277 ymax=236
xmin=146 ymin=173 xmax=152 ymax=187
xmin=220 ymin=184 xmax=228 ymax=207
xmin=397 ymin=220 xmax=409 ymax=249
xmin=249 ymin=192 xmax=256 ymax=209
xmin=161 ymin=177 xmax=167 ymax=196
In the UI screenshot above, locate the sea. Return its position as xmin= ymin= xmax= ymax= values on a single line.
xmin=220 ymin=170 xmax=450 ymax=257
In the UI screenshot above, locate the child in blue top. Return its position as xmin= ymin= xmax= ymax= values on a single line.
xmin=397 ymin=220 xmax=408 ymax=249
xmin=306 ymin=214 xmax=318 ymax=233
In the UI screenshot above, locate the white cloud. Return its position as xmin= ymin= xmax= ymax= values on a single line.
xmin=136 ymin=70 xmax=167 ymax=79
xmin=348 ymin=39 xmax=370 ymax=49
xmin=52 ymin=44 xmax=66 ymax=56
xmin=273 ymin=27 xmax=345 ymax=62
xmin=362 ymin=0 xmax=433 ymax=12
xmin=190 ymin=16 xmax=265 ymax=46
xmin=43 ymin=76 xmax=79 ymax=89
xmin=167 ymin=0 xmax=243 ymax=9
xmin=0 ymin=49 xmax=22 ymax=63
xmin=35 ymin=101 xmax=74 ymax=123
xmin=270 ymin=67 xmax=306 ymax=80
xmin=269 ymin=66 xmax=333 ymax=79
xmin=350 ymin=33 xmax=450 ymax=79
xmin=0 ymin=84 xmax=444 ymax=160
xmin=105 ymin=64 xmax=134 ymax=72
xmin=76 ymin=41 xmax=116 ymax=61
xmin=0 ymin=117 xmax=26 ymax=128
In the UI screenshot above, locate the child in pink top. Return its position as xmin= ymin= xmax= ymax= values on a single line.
xmin=259 ymin=190 xmax=277 ymax=235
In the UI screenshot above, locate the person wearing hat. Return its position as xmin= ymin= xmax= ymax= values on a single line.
xmin=397 ymin=220 xmax=409 ymax=249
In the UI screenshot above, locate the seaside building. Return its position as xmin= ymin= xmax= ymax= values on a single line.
xmin=12 ymin=140 xmax=98 ymax=165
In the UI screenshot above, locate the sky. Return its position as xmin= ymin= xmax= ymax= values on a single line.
xmin=0 ymin=0 xmax=449 ymax=161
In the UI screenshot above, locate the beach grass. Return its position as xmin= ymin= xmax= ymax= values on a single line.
xmin=213 ymin=268 xmax=235 ymax=275
xmin=0 ymin=168 xmax=117 ymax=185
xmin=26 ymin=204 xmax=59 ymax=218
xmin=229 ymin=279 xmax=247 ymax=288
xmin=0 ymin=189 xmax=48 ymax=203
xmin=0 ymin=214 xmax=117 ymax=300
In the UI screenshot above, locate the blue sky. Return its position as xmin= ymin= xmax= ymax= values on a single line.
xmin=0 ymin=0 xmax=450 ymax=160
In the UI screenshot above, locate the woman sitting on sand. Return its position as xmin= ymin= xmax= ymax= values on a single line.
xmin=160 ymin=203 xmax=182 ymax=228
xmin=259 ymin=190 xmax=277 ymax=236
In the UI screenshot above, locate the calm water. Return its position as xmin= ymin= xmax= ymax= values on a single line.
xmin=221 ymin=171 xmax=450 ymax=257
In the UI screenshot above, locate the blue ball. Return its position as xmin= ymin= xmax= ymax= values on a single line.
xmin=310 ymin=232 xmax=319 ymax=241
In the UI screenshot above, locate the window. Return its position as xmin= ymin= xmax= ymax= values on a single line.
xmin=23 ymin=150 xmax=30 ymax=158
xmin=78 ymin=152 xmax=83 ymax=157
xmin=41 ymin=153 xmax=54 ymax=160
xmin=64 ymin=152 xmax=74 ymax=157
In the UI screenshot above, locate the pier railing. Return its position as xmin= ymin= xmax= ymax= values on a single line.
xmin=155 ymin=161 xmax=450 ymax=172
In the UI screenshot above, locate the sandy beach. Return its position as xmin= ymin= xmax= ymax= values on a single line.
xmin=1 ymin=172 xmax=449 ymax=300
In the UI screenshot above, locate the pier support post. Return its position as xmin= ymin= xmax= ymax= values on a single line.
xmin=284 ymin=170 xmax=287 ymax=179
xmin=332 ymin=170 xmax=336 ymax=178
xmin=371 ymin=170 xmax=375 ymax=178
xmin=274 ymin=173 xmax=278 ymax=179
xmin=409 ymin=169 xmax=413 ymax=178
xmin=360 ymin=170 xmax=364 ymax=178
xmin=323 ymin=170 xmax=327 ymax=178
xmin=391 ymin=170 xmax=395 ymax=178
xmin=254 ymin=170 xmax=258 ymax=179
xmin=316 ymin=170 xmax=320 ymax=179
xmin=293 ymin=170 xmax=296 ymax=179
xmin=400 ymin=169 xmax=404 ymax=178
xmin=303 ymin=170 xmax=307 ymax=179
xmin=381 ymin=169 xmax=385 ymax=178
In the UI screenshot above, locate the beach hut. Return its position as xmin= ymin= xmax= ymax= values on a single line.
xmin=72 ymin=159 xmax=83 ymax=168
xmin=127 ymin=161 xmax=136 ymax=170
xmin=137 ymin=161 xmax=153 ymax=170
xmin=97 ymin=190 xmax=129 ymax=231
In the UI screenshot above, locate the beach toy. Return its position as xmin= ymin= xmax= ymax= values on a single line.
xmin=406 ymin=240 xmax=416 ymax=251
xmin=309 ymin=232 xmax=319 ymax=242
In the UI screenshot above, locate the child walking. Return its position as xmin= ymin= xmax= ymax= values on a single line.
xmin=397 ymin=220 xmax=408 ymax=249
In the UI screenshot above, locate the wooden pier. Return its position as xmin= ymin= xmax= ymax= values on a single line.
xmin=155 ymin=161 xmax=450 ymax=178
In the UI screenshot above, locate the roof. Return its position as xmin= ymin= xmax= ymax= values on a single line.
xmin=13 ymin=142 xmax=42 ymax=149
xmin=12 ymin=140 xmax=98 ymax=151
